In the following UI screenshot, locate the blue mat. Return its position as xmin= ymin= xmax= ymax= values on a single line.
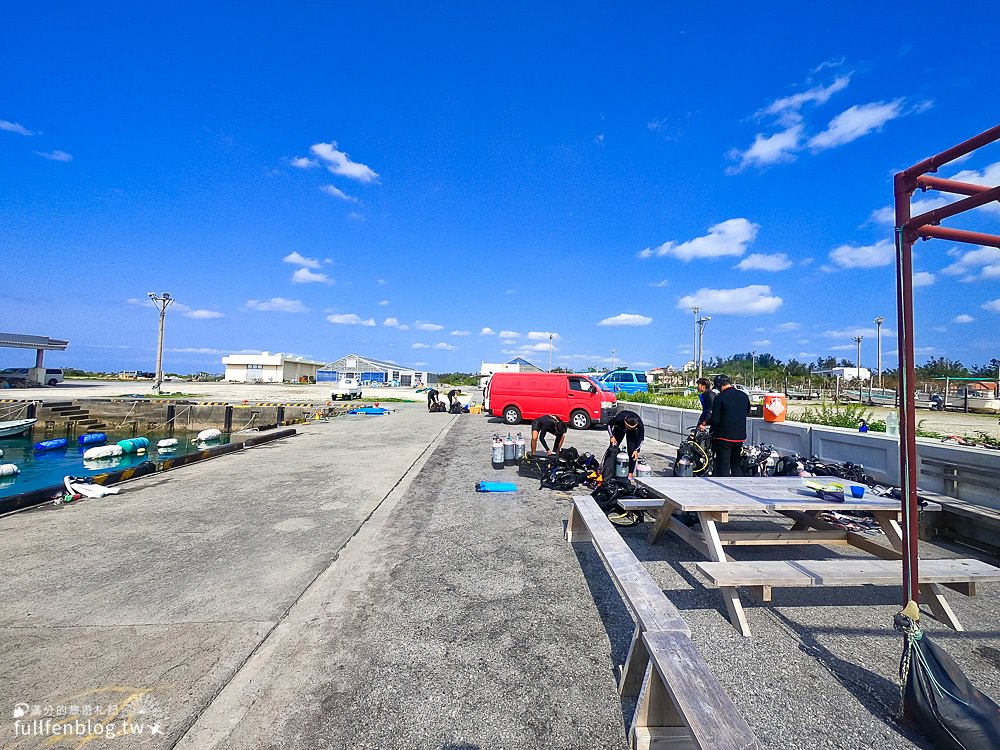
xmin=475 ymin=481 xmax=518 ymax=493
xmin=347 ymin=407 xmax=390 ymax=415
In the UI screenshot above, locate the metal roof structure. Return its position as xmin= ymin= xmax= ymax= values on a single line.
xmin=0 ymin=333 xmax=69 ymax=350
xmin=322 ymin=353 xmax=426 ymax=373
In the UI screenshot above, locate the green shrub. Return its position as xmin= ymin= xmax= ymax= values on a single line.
xmin=618 ymin=392 xmax=700 ymax=409
xmin=793 ymin=402 xmax=885 ymax=431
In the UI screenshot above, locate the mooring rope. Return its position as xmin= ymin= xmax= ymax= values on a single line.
xmin=0 ymin=400 xmax=36 ymax=421
xmin=230 ymin=412 xmax=258 ymax=434
xmin=113 ymin=400 xmax=140 ymax=428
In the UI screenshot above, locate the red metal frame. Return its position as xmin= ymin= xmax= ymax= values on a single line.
xmin=893 ymin=124 xmax=1000 ymax=603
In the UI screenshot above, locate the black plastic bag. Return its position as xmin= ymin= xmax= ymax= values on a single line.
xmin=895 ymin=604 xmax=1000 ymax=750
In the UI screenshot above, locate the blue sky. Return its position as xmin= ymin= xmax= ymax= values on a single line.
xmin=3 ymin=3 xmax=999 ymax=376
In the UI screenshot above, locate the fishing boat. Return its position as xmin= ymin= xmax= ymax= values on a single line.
xmin=0 ymin=418 xmax=37 ymax=438
xmin=966 ymin=395 xmax=1000 ymax=414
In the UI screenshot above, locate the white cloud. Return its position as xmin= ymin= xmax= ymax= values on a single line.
xmin=383 ymin=317 xmax=410 ymax=330
xmin=828 ymin=238 xmax=894 ymax=269
xmin=283 ymin=251 xmax=324 ymax=269
xmin=327 ymin=313 xmax=375 ymax=326
xmin=291 ymin=267 xmax=333 ymax=284
xmin=775 ymin=322 xmax=801 ymax=332
xmin=942 ymin=246 xmax=1000 ymax=281
xmin=246 ymin=297 xmax=307 ymax=313
xmin=290 ymin=156 xmax=318 ymax=168
xmin=912 ymin=271 xmax=936 ymax=287
xmin=677 ymin=285 xmax=783 ymax=315
xmin=808 ymin=100 xmax=903 ymax=150
xmin=0 ymin=120 xmax=33 ymax=135
xmin=510 ymin=342 xmax=553 ymax=353
xmin=310 ymin=141 xmax=379 ymax=183
xmin=527 ymin=331 xmax=560 ymax=341
xmin=450 ymin=330 xmax=471 ymax=336
xmin=822 ymin=326 xmax=879 ymax=339
xmin=501 ymin=339 xmax=517 ymax=345
xmin=35 ymin=150 xmax=72 ymax=162
xmin=736 ymin=253 xmax=793 ymax=271
xmin=414 ymin=321 xmax=444 ymax=331
xmin=376 ymin=278 xmax=387 ymax=285
xmin=728 ymin=126 xmax=802 ymax=172
xmin=378 ymin=299 xmax=389 ymax=306
xmin=640 ymin=218 xmax=759 ymax=262
xmin=182 ymin=309 xmax=224 ymax=319
xmin=411 ymin=342 xmax=429 ymax=349
xmin=499 ymin=330 xmax=521 ymax=338
xmin=433 ymin=342 xmax=457 ymax=350
xmin=167 ymin=347 xmax=243 ymax=355
xmin=598 ymin=313 xmax=653 ymax=327
xmin=649 ymin=279 xmax=670 ymax=287
xmin=982 ymin=299 xmax=1000 ymax=313
xmin=320 ymin=184 xmax=358 ymax=203
xmin=752 ymin=339 xmax=771 ymax=346
xmin=760 ymin=76 xmax=851 ymax=124
xmin=480 ymin=327 xmax=495 ymax=335
xmin=952 ymin=314 xmax=975 ymax=324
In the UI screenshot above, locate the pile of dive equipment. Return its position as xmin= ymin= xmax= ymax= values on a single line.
xmin=488 ymin=432 xmax=654 ymax=526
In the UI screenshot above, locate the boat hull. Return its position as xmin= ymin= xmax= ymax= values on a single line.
xmin=0 ymin=418 xmax=37 ymax=438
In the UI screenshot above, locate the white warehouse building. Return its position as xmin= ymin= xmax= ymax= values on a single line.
xmin=319 ymin=354 xmax=436 ymax=388
xmin=222 ymin=352 xmax=326 ymax=383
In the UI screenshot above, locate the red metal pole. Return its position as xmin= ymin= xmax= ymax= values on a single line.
xmin=915 ymin=225 xmax=1000 ymax=248
xmin=904 ymin=185 xmax=1000 ymax=240
xmin=893 ymin=172 xmax=920 ymax=604
xmin=916 ymin=175 xmax=993 ymax=196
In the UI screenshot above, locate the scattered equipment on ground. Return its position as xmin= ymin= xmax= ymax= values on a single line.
xmin=491 ymin=434 xmax=505 ymax=469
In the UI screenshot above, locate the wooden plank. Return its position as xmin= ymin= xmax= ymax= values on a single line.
xmin=642 ymin=631 xmax=759 ymax=750
xmin=696 ymin=558 xmax=1000 ymax=588
xmin=717 ymin=531 xmax=849 ymax=546
xmin=569 ymin=496 xmax=690 ymax=635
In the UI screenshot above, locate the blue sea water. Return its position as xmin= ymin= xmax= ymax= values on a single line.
xmin=0 ymin=430 xmax=233 ymax=498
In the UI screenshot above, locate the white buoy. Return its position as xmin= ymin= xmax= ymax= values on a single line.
xmin=83 ymin=445 xmax=124 ymax=461
xmin=197 ymin=428 xmax=222 ymax=442
xmin=0 ymin=463 xmax=20 ymax=477
xmin=157 ymin=438 xmax=179 ymax=451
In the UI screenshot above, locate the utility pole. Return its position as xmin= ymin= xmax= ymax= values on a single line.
xmin=548 ymin=333 xmax=553 ymax=372
xmin=874 ymin=316 xmax=885 ymax=391
xmin=148 ymin=292 xmax=175 ymax=394
xmin=751 ymin=351 xmax=756 ymax=388
xmin=611 ymin=348 xmax=616 ymax=371
xmin=690 ymin=306 xmax=699 ymax=384
xmin=696 ymin=316 xmax=710 ymax=380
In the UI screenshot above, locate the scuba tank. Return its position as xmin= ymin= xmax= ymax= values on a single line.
xmin=513 ymin=432 xmax=526 ymax=460
xmin=614 ymin=448 xmax=629 ymax=478
xmin=635 ymin=456 xmax=652 ymax=477
xmin=491 ymin=434 xmax=505 ymax=469
xmin=503 ymin=433 xmax=516 ymax=465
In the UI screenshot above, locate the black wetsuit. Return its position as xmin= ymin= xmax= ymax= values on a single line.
xmin=709 ymin=386 xmax=751 ymax=476
xmin=698 ymin=389 xmax=716 ymax=429
xmin=426 ymin=388 xmax=440 ymax=410
xmin=447 ymin=389 xmax=460 ymax=408
xmin=531 ymin=415 xmax=564 ymax=452
xmin=607 ymin=410 xmax=645 ymax=475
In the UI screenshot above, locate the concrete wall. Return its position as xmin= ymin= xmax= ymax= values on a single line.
xmin=617 ymin=401 xmax=1000 ymax=509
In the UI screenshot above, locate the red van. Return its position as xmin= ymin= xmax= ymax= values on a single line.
xmin=484 ymin=372 xmax=617 ymax=429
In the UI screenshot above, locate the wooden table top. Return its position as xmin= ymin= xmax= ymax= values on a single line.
xmin=634 ymin=476 xmax=902 ymax=513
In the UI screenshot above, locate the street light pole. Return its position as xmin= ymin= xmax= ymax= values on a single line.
xmin=148 ymin=292 xmax=175 ymax=394
xmin=696 ymin=317 xmax=711 ymax=380
xmin=852 ymin=335 xmax=863 ymax=385
xmin=874 ymin=316 xmax=885 ymax=391
xmin=751 ymin=351 xmax=756 ymax=388
xmin=611 ymin=348 xmax=616 ymax=371
xmin=548 ymin=333 xmax=553 ymax=372
xmin=690 ymin=306 xmax=699 ymax=384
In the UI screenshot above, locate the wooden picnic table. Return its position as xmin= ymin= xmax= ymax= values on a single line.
xmin=623 ymin=476 xmax=1000 ymax=636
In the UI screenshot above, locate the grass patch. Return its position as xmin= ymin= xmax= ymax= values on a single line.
xmin=618 ymin=392 xmax=700 ymax=409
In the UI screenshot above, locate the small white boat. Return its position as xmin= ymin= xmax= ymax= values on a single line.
xmin=0 ymin=418 xmax=37 ymax=438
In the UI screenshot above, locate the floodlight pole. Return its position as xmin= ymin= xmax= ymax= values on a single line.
xmin=690 ymin=307 xmax=699 ymax=384
xmin=148 ymin=292 xmax=175 ymax=394
xmin=548 ymin=334 xmax=553 ymax=372
xmin=696 ymin=317 xmax=710 ymax=380
xmin=894 ymin=123 xmax=1000 ymax=604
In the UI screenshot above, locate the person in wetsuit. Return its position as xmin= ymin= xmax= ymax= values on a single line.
xmin=606 ymin=410 xmax=644 ymax=480
xmin=708 ymin=374 xmax=751 ymax=477
xmin=696 ymin=377 xmax=716 ymax=432
xmin=530 ymin=414 xmax=567 ymax=455
xmin=426 ymin=388 xmax=441 ymax=411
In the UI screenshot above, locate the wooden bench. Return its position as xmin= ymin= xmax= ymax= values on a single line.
xmin=568 ymin=496 xmax=759 ymax=750
xmin=696 ymin=557 xmax=1000 ymax=604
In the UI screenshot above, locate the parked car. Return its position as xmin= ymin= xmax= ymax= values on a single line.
xmin=329 ymin=378 xmax=363 ymax=400
xmin=594 ymin=369 xmax=649 ymax=395
xmin=484 ymin=372 xmax=616 ymax=429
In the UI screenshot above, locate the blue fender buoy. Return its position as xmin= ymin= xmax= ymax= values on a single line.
xmin=34 ymin=437 xmax=69 ymax=452
xmin=79 ymin=432 xmax=108 ymax=446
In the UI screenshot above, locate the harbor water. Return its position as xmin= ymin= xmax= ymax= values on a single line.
xmin=0 ymin=430 xmax=233 ymax=498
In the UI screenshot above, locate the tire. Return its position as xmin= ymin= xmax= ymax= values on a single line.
xmin=502 ymin=405 xmax=521 ymax=425
xmin=569 ymin=409 xmax=592 ymax=430
xmin=47 ymin=379 xmax=58 ymax=386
